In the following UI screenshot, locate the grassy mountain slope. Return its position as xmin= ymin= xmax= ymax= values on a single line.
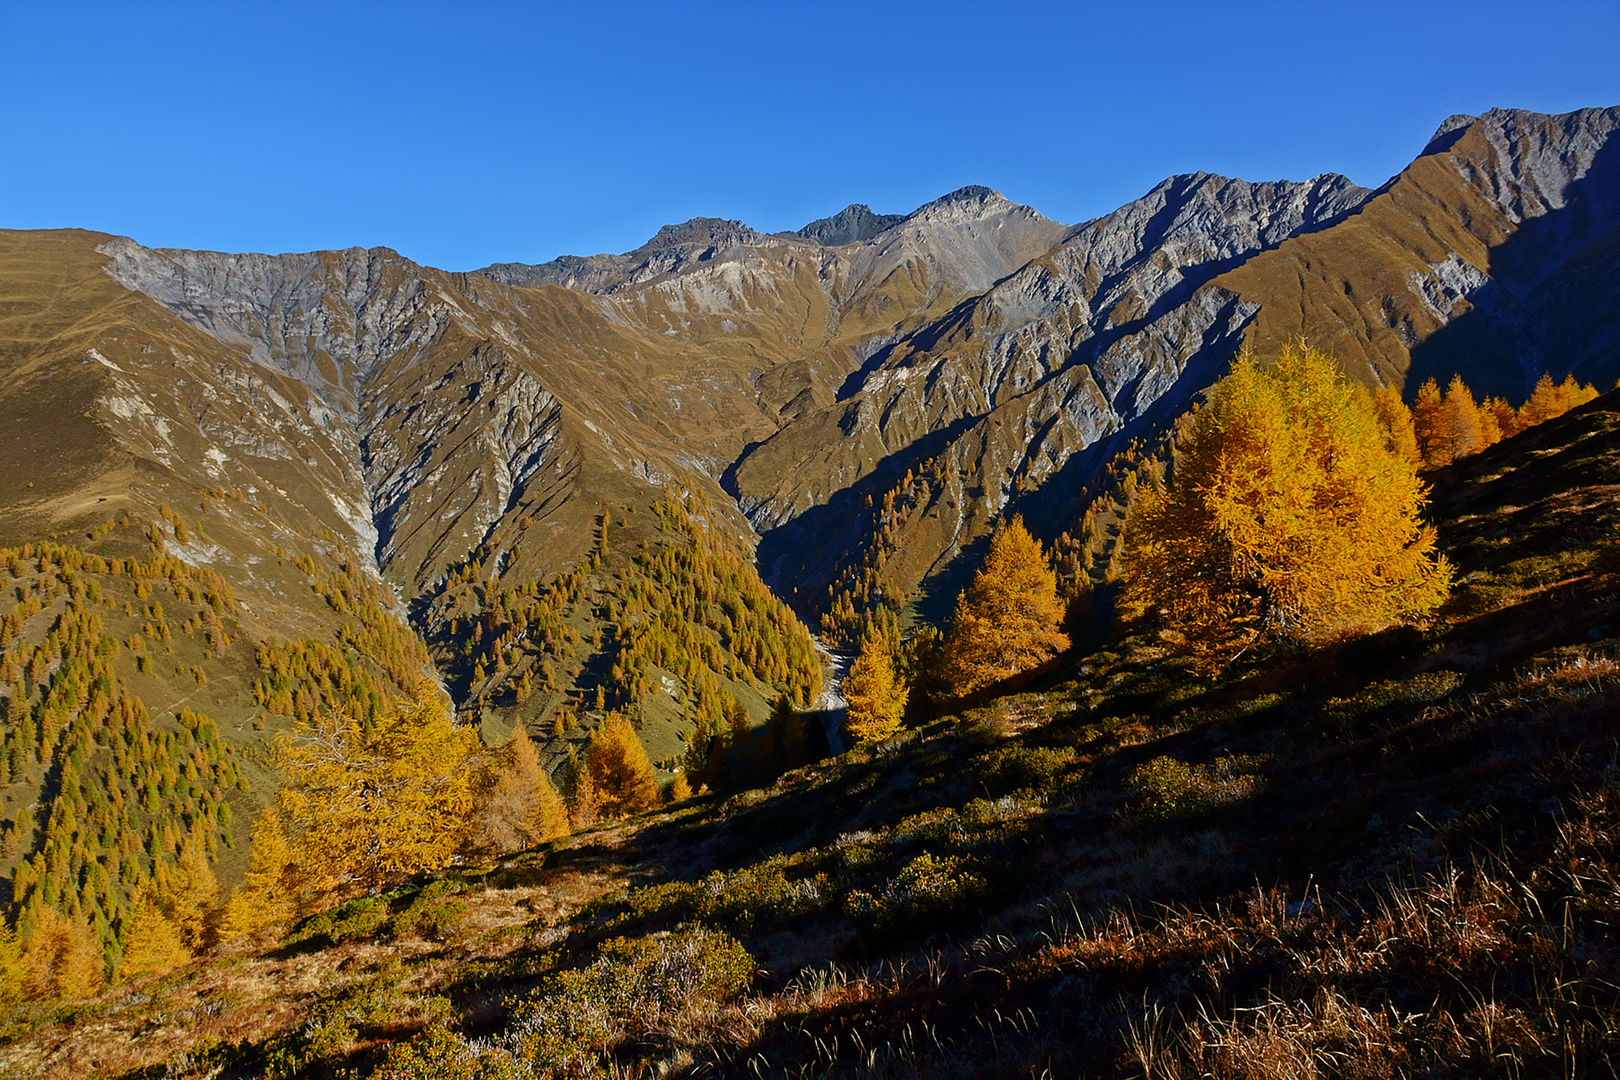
xmin=0 ymin=229 xmax=832 ymax=965
xmin=1216 ymin=107 xmax=1620 ymax=399
xmin=11 ymin=389 xmax=1620 ymax=1078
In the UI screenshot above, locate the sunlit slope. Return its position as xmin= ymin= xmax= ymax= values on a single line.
xmin=1215 ymin=107 xmax=1620 ymax=397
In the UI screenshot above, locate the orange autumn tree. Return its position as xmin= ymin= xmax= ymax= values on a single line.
xmin=943 ymin=516 xmax=1070 ymax=696
xmin=474 ymin=723 xmax=570 ymax=854
xmin=1519 ymin=372 xmax=1599 ymax=430
xmin=843 ymin=630 xmax=908 ymax=744
xmin=275 ymin=692 xmax=479 ymax=898
xmin=219 ymin=805 xmax=297 ymax=938
xmin=585 ymin=712 xmax=660 ymax=819
xmin=1411 ymin=371 xmax=1600 ymax=468
xmin=1368 ymin=383 xmax=1420 ymax=465
xmin=1124 ymin=343 xmax=1451 ymax=665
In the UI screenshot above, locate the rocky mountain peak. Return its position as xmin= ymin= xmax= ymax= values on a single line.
xmin=1427 ymin=112 xmax=1480 ymax=151
xmin=793 ymin=203 xmax=907 ymax=246
xmin=904 ymin=184 xmax=1025 ymax=225
xmin=640 ymin=216 xmax=769 ymax=253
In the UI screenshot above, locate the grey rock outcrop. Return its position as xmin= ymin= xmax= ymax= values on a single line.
xmin=793 ymin=203 xmax=906 ymax=246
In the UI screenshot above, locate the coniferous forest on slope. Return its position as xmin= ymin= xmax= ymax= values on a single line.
xmin=1 ymin=105 xmax=1620 ymax=1077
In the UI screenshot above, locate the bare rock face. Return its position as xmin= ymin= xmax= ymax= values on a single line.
xmin=728 ymin=172 xmax=1370 ymax=540
xmin=361 ymin=339 xmax=575 ymax=590
xmin=480 ymin=218 xmax=787 ymax=293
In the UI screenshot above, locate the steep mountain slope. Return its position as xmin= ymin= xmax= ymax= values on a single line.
xmin=740 ymin=172 xmax=1374 ymax=611
xmin=55 ymin=109 xmax=1620 ymax=647
xmin=1213 ymin=106 xmax=1620 ymax=399
xmin=3 ymin=106 xmax=1620 ymax=978
xmin=748 ymin=107 xmax=1620 ymax=628
xmin=10 ymin=388 xmax=1620 ymax=1080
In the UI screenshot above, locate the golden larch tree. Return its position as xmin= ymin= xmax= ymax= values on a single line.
xmin=1435 ymin=375 xmax=1486 ymax=466
xmin=1369 ymin=383 xmax=1420 ymax=465
xmin=474 ymin=723 xmax=570 ymax=854
xmin=942 ymin=516 xmax=1070 ymax=696
xmin=21 ymin=907 xmax=102 ymax=1000
xmin=275 ymin=692 xmax=479 ymax=897
xmin=0 ymin=919 xmax=25 ymax=1009
xmin=118 ymin=893 xmax=190 ymax=983
xmin=1123 ymin=343 xmax=1451 ymax=665
xmin=1520 ymin=372 xmax=1599 ymax=428
xmin=219 ymin=805 xmax=296 ymax=939
xmin=843 ymin=631 xmax=908 ymax=745
xmin=585 ymin=712 xmax=660 ymax=819
xmin=1412 ymin=377 xmax=1446 ymax=466
xmin=167 ymin=832 xmax=219 ymax=950
xmin=1483 ymin=395 xmax=1520 ymax=440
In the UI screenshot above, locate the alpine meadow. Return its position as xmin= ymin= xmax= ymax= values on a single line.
xmin=5 ymin=98 xmax=1620 ymax=1080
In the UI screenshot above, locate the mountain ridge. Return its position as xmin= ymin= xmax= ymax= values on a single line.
xmin=1 ymin=104 xmax=1617 ymax=800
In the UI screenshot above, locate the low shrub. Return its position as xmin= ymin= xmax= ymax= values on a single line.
xmin=373 ymin=1025 xmax=530 ymax=1080
xmin=291 ymin=894 xmax=392 ymax=946
xmin=508 ymin=927 xmax=754 ymax=1075
xmin=262 ymin=975 xmax=437 ymax=1079
xmin=614 ymin=856 xmax=827 ymax=931
xmin=844 ymin=851 xmax=992 ymax=946
xmin=973 ymin=744 xmax=1077 ymax=798
xmin=1320 ymin=670 xmax=1464 ymax=736
xmin=393 ymin=880 xmax=471 ymax=942
xmin=1122 ymin=755 xmax=1267 ymax=825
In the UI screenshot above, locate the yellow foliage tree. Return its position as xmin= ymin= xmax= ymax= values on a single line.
xmin=1123 ymin=343 xmax=1452 ymax=664
xmin=1483 ymin=395 xmax=1519 ymax=440
xmin=219 ymin=805 xmax=296 ymax=939
xmin=22 ymin=907 xmax=102 ymax=1000
xmin=1412 ymin=377 xmax=1446 ymax=466
xmin=474 ymin=723 xmax=570 ymax=854
xmin=275 ymin=693 xmax=479 ymax=897
xmin=1414 ymin=370 xmax=1599 ymax=468
xmin=118 ymin=893 xmax=190 ymax=983
xmin=1520 ymin=372 xmax=1599 ymax=429
xmin=1437 ymin=375 xmax=1486 ymax=466
xmin=1369 ymin=384 xmax=1420 ymax=465
xmin=843 ymin=631 xmax=907 ymax=745
xmin=167 ymin=832 xmax=220 ymax=950
xmin=942 ymin=516 xmax=1070 ymax=695
xmin=0 ymin=918 xmax=24 ymax=1009
xmin=1414 ymin=375 xmax=1485 ymax=467
xmin=585 ymin=712 xmax=660 ymax=819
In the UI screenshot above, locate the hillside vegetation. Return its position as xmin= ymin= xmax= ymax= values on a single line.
xmin=3 ymin=382 xmax=1617 ymax=1077
xmin=2 ymin=103 xmax=1619 ymax=1078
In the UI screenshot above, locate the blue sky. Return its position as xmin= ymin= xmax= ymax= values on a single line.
xmin=2 ymin=1 xmax=1616 ymax=270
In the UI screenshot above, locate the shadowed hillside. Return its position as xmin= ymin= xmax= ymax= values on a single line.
xmin=5 ymin=387 xmax=1619 ymax=1079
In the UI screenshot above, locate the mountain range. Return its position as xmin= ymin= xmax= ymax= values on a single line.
xmin=1 ymin=103 xmax=1618 ymax=823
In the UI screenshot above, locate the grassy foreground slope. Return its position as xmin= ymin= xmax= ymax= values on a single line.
xmin=7 ymin=394 xmax=1620 ymax=1076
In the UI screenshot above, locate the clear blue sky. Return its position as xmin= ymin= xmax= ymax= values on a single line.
xmin=3 ymin=1 xmax=1616 ymax=271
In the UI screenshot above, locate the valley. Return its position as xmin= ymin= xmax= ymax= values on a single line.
xmin=0 ymin=102 xmax=1618 ymax=1077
